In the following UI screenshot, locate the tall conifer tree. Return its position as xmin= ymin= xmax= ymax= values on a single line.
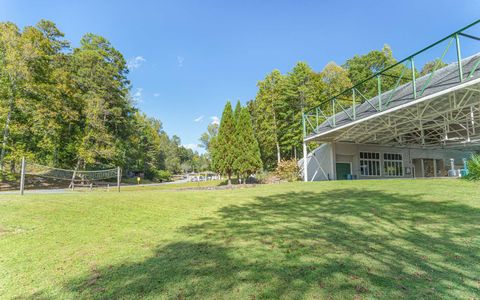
xmin=233 ymin=100 xmax=243 ymax=181
xmin=215 ymin=101 xmax=236 ymax=185
xmin=234 ymin=106 xmax=262 ymax=183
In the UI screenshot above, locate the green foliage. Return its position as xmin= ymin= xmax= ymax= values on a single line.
xmin=232 ymin=100 xmax=244 ymax=177
xmin=279 ymin=62 xmax=322 ymax=157
xmin=247 ymin=45 xmax=411 ymax=171
xmin=199 ymin=122 xmax=218 ymax=151
xmin=233 ymin=100 xmax=242 ymax=122
xmin=0 ymin=20 xmax=205 ymax=178
xmin=213 ymin=101 xmax=237 ymax=183
xmin=275 ymin=159 xmax=300 ymax=182
xmin=153 ymin=170 xmax=172 ymax=182
xmin=343 ymin=44 xmax=412 ymax=99
xmin=464 ymin=154 xmax=480 ymax=181
xmin=420 ymin=58 xmax=448 ymax=76
xmin=233 ymin=106 xmax=262 ymax=182
xmin=319 ymin=62 xmax=352 ymax=100
xmin=249 ymin=70 xmax=284 ymax=170
xmin=211 ymin=101 xmax=262 ymax=184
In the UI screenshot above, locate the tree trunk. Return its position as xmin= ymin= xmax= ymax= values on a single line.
xmin=9 ymin=160 xmax=15 ymax=174
xmin=275 ymin=141 xmax=281 ymax=164
xmin=272 ymin=110 xmax=281 ymax=164
xmin=227 ymin=173 xmax=232 ymax=186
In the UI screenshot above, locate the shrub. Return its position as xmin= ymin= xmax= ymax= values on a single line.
xmin=275 ymin=159 xmax=300 ymax=182
xmin=464 ymin=154 xmax=480 ymax=181
xmin=155 ymin=170 xmax=172 ymax=182
xmin=144 ymin=169 xmax=172 ymax=182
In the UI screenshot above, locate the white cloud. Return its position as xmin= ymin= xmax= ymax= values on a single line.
xmin=194 ymin=115 xmax=204 ymax=122
xmin=210 ymin=116 xmax=220 ymax=125
xmin=153 ymin=92 xmax=160 ymax=98
xmin=183 ymin=143 xmax=200 ymax=152
xmin=177 ymin=56 xmax=184 ymax=68
xmin=127 ymin=56 xmax=146 ymax=69
xmin=132 ymin=88 xmax=143 ymax=103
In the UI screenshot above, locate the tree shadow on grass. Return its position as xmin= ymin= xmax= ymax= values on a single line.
xmin=60 ymin=189 xmax=480 ymax=299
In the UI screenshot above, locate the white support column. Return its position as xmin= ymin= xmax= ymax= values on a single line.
xmin=331 ymin=142 xmax=336 ymax=180
xmin=433 ymin=159 xmax=437 ymax=177
xmin=303 ymin=141 xmax=308 ymax=182
xmin=421 ymin=159 xmax=425 ymax=178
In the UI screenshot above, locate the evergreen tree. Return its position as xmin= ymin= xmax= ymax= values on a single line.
xmin=214 ymin=101 xmax=236 ymax=185
xmin=233 ymin=100 xmax=242 ymax=121
xmin=233 ymin=100 xmax=243 ymax=181
xmin=234 ymin=106 xmax=262 ymax=183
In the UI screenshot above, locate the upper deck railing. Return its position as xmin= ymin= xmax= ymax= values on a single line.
xmin=303 ymin=19 xmax=480 ymax=140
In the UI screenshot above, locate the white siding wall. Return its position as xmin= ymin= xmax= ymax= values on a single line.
xmin=299 ymin=143 xmax=334 ymax=181
xmin=333 ymin=142 xmax=473 ymax=179
xmin=302 ymin=141 xmax=473 ymax=181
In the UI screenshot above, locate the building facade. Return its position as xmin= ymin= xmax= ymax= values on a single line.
xmin=301 ymin=22 xmax=480 ymax=181
xmin=303 ymin=142 xmax=472 ymax=181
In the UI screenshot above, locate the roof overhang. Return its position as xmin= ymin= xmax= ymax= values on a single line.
xmin=305 ymin=77 xmax=480 ymax=150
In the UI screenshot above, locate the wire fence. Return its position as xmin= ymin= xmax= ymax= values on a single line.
xmin=25 ymin=163 xmax=118 ymax=181
xmin=15 ymin=158 xmax=121 ymax=195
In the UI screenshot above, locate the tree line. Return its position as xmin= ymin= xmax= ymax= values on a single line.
xmin=207 ymin=45 xmax=441 ymax=172
xmin=0 ymin=20 xmax=207 ymax=181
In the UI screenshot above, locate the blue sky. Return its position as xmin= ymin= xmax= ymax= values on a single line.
xmin=0 ymin=1 xmax=478 ymax=152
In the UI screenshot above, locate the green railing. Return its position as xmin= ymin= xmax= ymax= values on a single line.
xmin=303 ymin=19 xmax=480 ymax=139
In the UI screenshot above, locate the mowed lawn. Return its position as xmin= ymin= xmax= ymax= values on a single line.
xmin=0 ymin=180 xmax=479 ymax=299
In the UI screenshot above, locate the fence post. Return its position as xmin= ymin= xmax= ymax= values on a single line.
xmin=20 ymin=157 xmax=25 ymax=195
xmin=117 ymin=166 xmax=121 ymax=192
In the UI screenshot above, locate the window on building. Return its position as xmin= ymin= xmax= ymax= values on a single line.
xmin=360 ymin=152 xmax=380 ymax=176
xmin=383 ymin=153 xmax=403 ymax=176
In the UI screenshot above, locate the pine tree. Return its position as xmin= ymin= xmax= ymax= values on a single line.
xmin=214 ymin=101 xmax=236 ymax=185
xmin=234 ymin=106 xmax=262 ymax=183
xmin=233 ymin=100 xmax=243 ymax=182
xmin=233 ymin=100 xmax=242 ymax=121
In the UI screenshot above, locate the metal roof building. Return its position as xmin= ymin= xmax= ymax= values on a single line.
xmin=301 ymin=20 xmax=480 ymax=181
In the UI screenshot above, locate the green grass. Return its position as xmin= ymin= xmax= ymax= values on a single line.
xmin=0 ymin=179 xmax=479 ymax=299
xmin=121 ymin=179 xmax=225 ymax=191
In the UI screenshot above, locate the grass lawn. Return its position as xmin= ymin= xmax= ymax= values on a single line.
xmin=121 ymin=179 xmax=225 ymax=191
xmin=0 ymin=179 xmax=479 ymax=299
